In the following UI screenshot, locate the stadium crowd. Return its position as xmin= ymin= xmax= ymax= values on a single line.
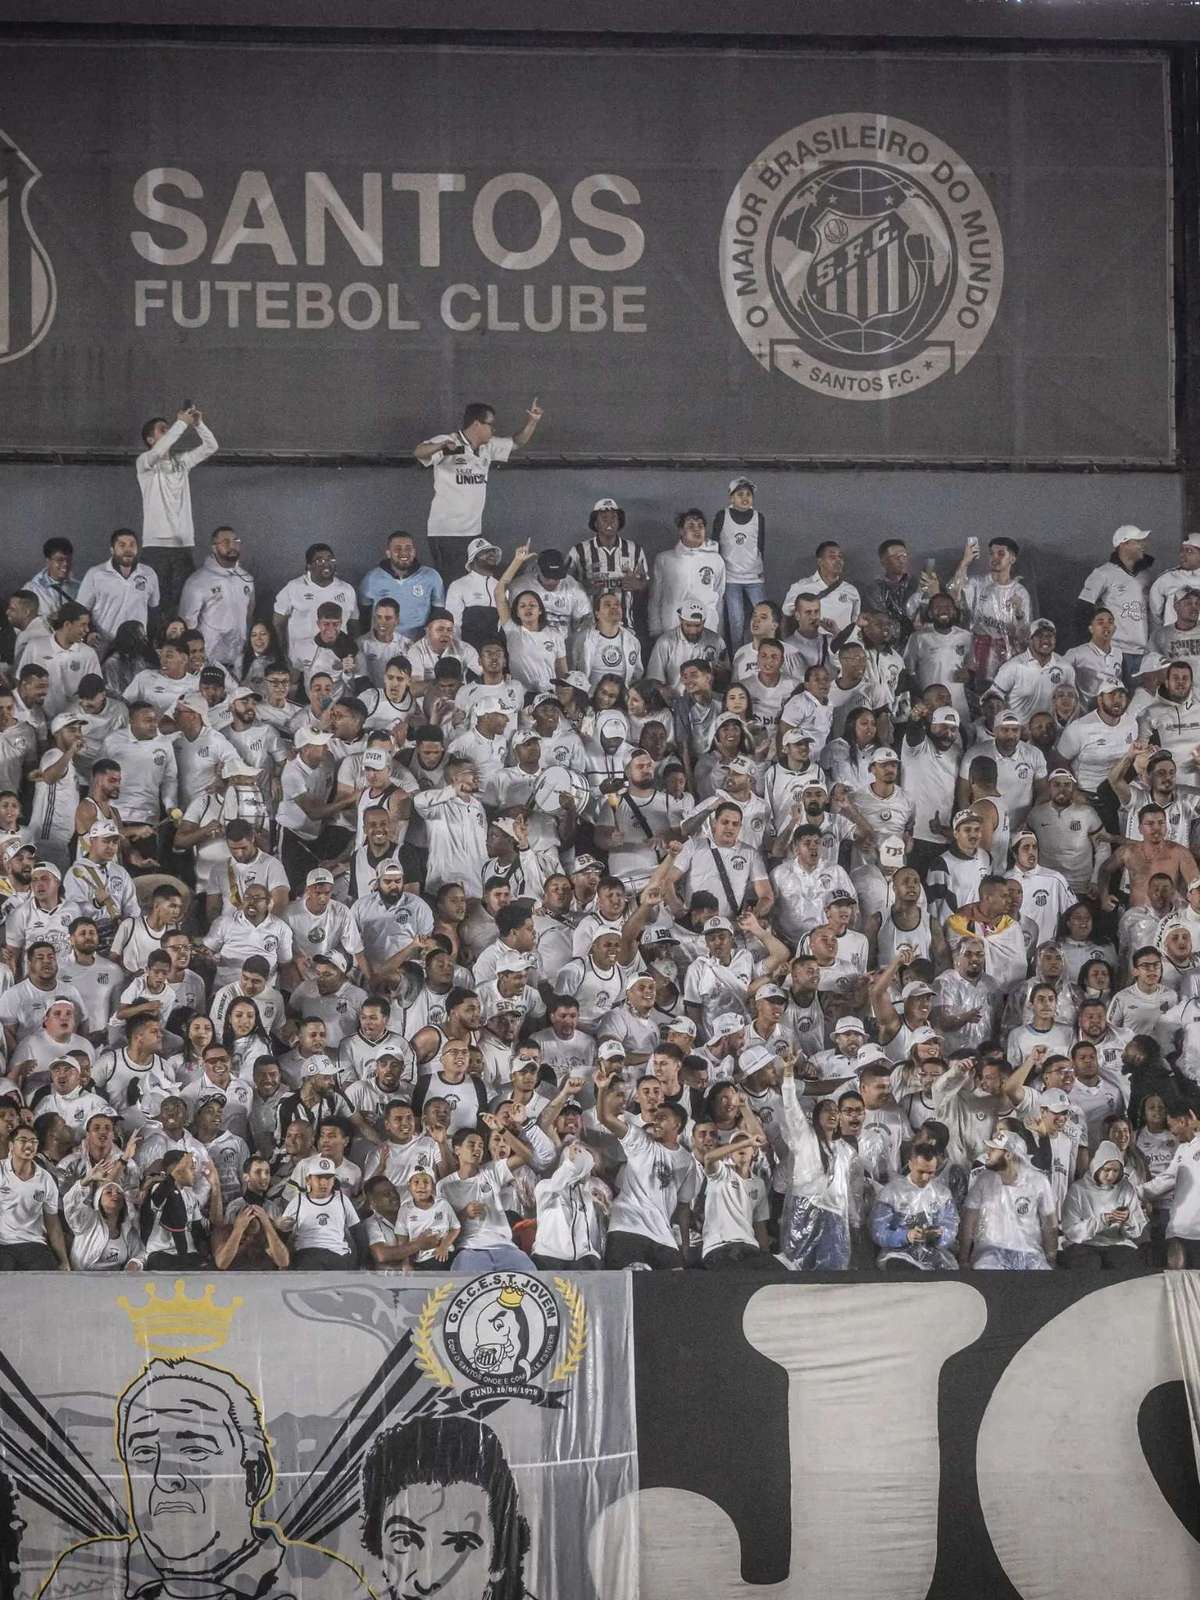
xmin=3 ymin=395 xmax=1200 ymax=1276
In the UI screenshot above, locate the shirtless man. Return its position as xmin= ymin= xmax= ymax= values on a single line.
xmin=1099 ymin=802 xmax=1199 ymax=910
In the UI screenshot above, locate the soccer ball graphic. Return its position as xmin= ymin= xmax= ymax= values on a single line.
xmin=767 ymin=163 xmax=955 ymax=363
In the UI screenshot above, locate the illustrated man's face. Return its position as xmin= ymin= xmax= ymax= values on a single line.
xmin=380 ymin=1480 xmax=493 ymax=1598
xmin=123 ymin=1376 xmax=255 ymax=1566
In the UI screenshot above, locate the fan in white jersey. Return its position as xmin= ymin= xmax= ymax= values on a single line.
xmin=437 ymin=1121 xmax=538 ymax=1275
xmin=699 ymin=1133 xmax=775 ymax=1270
xmin=28 ymin=712 xmax=86 ymax=868
xmin=276 ymin=1154 xmax=361 ymax=1267
xmin=0 ymin=1126 xmax=70 ymax=1270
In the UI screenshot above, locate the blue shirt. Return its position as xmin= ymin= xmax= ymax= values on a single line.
xmin=358 ymin=562 xmax=445 ymax=634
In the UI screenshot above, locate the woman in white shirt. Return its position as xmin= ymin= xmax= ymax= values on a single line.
xmin=495 ymin=542 xmax=568 ymax=693
xmin=221 ymin=996 xmax=274 ymax=1078
xmin=63 ymin=1173 xmax=141 ymax=1270
xmin=824 ymin=707 xmax=880 ymax=790
xmin=573 ymin=590 xmax=645 ymax=687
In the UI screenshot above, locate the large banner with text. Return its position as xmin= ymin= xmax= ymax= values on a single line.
xmin=632 ymin=1271 xmax=1199 ymax=1600
xmin=0 ymin=1272 xmax=635 ymax=1600
xmin=0 ymin=44 xmax=1174 ymax=461
xmin=2 ymin=1271 xmax=1198 ymax=1599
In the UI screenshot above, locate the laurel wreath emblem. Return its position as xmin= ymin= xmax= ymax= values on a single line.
xmin=413 ymin=1282 xmax=454 ymax=1388
xmin=550 ymin=1277 xmax=587 ymax=1383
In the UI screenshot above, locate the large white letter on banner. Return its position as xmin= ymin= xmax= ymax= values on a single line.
xmin=978 ymin=1276 xmax=1200 ymax=1600
xmin=592 ymin=1283 xmax=986 ymax=1600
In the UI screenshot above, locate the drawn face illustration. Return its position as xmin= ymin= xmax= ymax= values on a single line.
xmin=122 ymin=1378 xmax=253 ymax=1566
xmin=380 ymin=1481 xmax=493 ymax=1598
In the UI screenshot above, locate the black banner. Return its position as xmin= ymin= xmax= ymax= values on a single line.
xmin=633 ymin=1272 xmax=1200 ymax=1599
xmin=0 ymin=44 xmax=1174 ymax=462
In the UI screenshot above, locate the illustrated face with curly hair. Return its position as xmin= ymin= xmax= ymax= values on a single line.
xmin=361 ymin=1417 xmax=529 ymax=1600
xmin=376 ymin=1481 xmax=493 ymax=1599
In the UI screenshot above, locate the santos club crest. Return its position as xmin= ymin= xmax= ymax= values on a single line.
xmin=0 ymin=127 xmax=56 ymax=364
xmin=720 ymin=114 xmax=1002 ymax=401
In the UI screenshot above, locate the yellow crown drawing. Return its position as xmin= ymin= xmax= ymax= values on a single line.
xmin=497 ymin=1281 xmax=524 ymax=1310
xmin=117 ymin=1280 xmax=243 ymax=1359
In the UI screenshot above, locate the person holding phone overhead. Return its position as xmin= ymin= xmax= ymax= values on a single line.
xmin=135 ymin=399 xmax=218 ymax=618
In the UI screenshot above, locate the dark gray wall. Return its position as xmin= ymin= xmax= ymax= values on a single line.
xmin=0 ymin=464 xmax=1182 ymax=642
xmin=4 ymin=2 xmax=1200 ymax=41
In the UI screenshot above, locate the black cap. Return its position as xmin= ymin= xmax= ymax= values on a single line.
xmin=540 ymin=548 xmax=566 ymax=579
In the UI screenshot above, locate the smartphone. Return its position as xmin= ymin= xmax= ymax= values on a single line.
xmin=181 ymin=398 xmax=194 ymax=411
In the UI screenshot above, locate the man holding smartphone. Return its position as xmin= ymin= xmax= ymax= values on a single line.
xmin=414 ymin=396 xmax=543 ymax=581
xmin=135 ymin=400 xmax=219 ymax=618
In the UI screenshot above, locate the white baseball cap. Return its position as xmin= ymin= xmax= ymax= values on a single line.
xmin=309 ymin=1155 xmax=338 ymax=1175
xmin=678 ymin=602 xmax=707 ymax=625
xmin=86 ymin=819 xmax=120 ymax=840
xmin=1039 ymin=1088 xmax=1072 ymax=1112
xmin=306 ymin=868 xmax=335 ymax=887
xmin=221 ymin=757 xmax=259 ymax=780
xmin=868 ymin=747 xmax=900 ymax=766
xmin=592 ymin=497 xmax=621 ymax=513
xmin=833 ymin=1016 xmax=867 ymax=1036
xmin=711 ymin=1012 xmax=746 ymax=1038
xmin=878 ymin=835 xmax=907 ymax=866
xmin=739 ymin=1043 xmax=775 ymax=1076
xmin=986 ymin=1130 xmax=1026 ymax=1155
xmin=174 ymin=693 xmax=209 ymax=720
xmin=728 ymin=476 xmax=756 ymax=494
xmin=49 ymin=712 xmax=84 ymax=734
xmin=300 ymin=1055 xmax=336 ymax=1079
xmin=704 ymin=916 xmax=735 ymax=935
xmin=930 ymin=707 xmax=960 ymax=727
xmin=361 ymin=748 xmax=391 ymax=771
xmin=1112 ymin=524 xmax=1150 ymax=547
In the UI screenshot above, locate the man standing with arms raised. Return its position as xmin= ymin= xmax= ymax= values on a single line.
xmin=414 ymin=397 xmax=543 ymax=581
xmin=135 ymin=400 xmax=218 ymax=619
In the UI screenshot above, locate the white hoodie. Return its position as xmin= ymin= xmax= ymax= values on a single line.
xmin=649 ymin=541 xmax=726 ymax=637
xmin=63 ymin=1179 xmax=141 ymax=1270
xmin=1060 ymin=1140 xmax=1147 ymax=1248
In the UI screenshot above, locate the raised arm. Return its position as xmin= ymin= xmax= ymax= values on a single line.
xmin=495 ymin=542 xmax=533 ymax=628
xmin=1002 ymin=1045 xmax=1047 ymax=1107
xmin=594 ymin=1075 xmax=629 ymax=1138
xmin=512 ymin=397 xmax=543 ymax=450
xmin=869 ymin=955 xmax=905 ymax=1040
